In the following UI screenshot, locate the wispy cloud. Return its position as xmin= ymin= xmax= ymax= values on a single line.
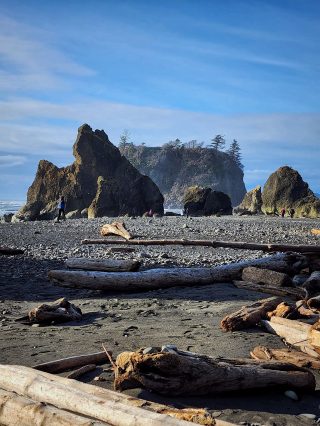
xmin=0 ymin=155 xmax=26 ymax=167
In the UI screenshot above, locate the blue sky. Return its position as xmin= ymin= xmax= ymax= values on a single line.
xmin=0 ymin=0 xmax=319 ymax=199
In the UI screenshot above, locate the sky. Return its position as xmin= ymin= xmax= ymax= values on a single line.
xmin=0 ymin=0 xmax=319 ymax=200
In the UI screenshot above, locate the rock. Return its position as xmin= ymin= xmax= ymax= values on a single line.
xmin=284 ymin=390 xmax=299 ymax=401
xmin=262 ymin=166 xmax=320 ymax=218
xmin=143 ymin=347 xmax=159 ymax=354
xmin=183 ymin=186 xmax=232 ymax=216
xmin=0 ymin=213 xmax=14 ymax=223
xmin=234 ymin=185 xmax=262 ymax=214
xmin=15 ymin=124 xmax=164 ymax=221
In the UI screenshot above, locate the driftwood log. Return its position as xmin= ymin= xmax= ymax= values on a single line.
xmin=67 ymin=364 xmax=97 ymax=379
xmin=233 ymin=281 xmax=304 ymax=299
xmin=0 ymin=388 xmax=108 ymax=426
xmin=307 ymin=295 xmax=320 ymax=310
xmin=49 ymin=253 xmax=304 ymax=292
xmin=262 ymin=317 xmax=320 ymax=358
xmin=28 ymin=298 xmax=82 ymax=324
xmin=33 ymin=351 xmax=109 ymax=373
xmin=114 ymin=348 xmax=315 ymax=395
xmin=251 ymin=346 xmax=320 ymax=369
xmin=101 ymin=222 xmax=133 ymax=240
xmin=267 ymin=302 xmax=295 ymax=319
xmin=82 ymin=238 xmax=320 ymax=253
xmin=0 ymin=364 xmax=233 ymax=426
xmin=0 ymin=246 xmax=24 ymax=255
xmin=311 ymin=229 xmax=320 ymax=236
xmin=242 ymin=267 xmax=292 ymax=287
xmin=220 ymin=297 xmax=282 ymax=332
xmin=65 ymin=257 xmax=140 ymax=272
xmin=302 ymin=271 xmax=320 ymax=298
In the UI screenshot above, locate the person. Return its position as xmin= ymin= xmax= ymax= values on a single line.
xmin=281 ymin=208 xmax=286 ymax=218
xmin=57 ymin=196 xmax=66 ymax=222
xmin=290 ymin=208 xmax=295 ymax=218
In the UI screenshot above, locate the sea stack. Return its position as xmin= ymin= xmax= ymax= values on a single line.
xmin=15 ymin=124 xmax=164 ymax=220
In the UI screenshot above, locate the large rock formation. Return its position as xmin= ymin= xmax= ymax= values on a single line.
xmin=15 ymin=124 xmax=164 ymax=220
xmin=120 ymin=144 xmax=246 ymax=207
xmin=183 ymin=186 xmax=232 ymax=216
xmin=234 ymin=185 xmax=263 ymax=214
xmin=262 ymin=166 xmax=320 ymax=218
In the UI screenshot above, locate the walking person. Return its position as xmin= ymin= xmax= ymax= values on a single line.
xmin=281 ymin=208 xmax=286 ymax=218
xmin=57 ymin=196 xmax=66 ymax=222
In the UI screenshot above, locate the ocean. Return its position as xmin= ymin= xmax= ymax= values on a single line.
xmin=0 ymin=200 xmax=25 ymax=217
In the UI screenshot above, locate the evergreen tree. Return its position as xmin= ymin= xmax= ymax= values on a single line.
xmin=210 ymin=134 xmax=225 ymax=150
xmin=118 ymin=129 xmax=130 ymax=148
xmin=227 ymin=139 xmax=243 ymax=169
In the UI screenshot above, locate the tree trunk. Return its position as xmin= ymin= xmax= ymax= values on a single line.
xmin=250 ymin=346 xmax=320 ymax=369
xmin=114 ymin=349 xmax=315 ymax=396
xmin=233 ymin=281 xmax=304 ymax=299
xmin=33 ymin=351 xmax=108 ymax=373
xmin=100 ymin=222 xmax=133 ymax=240
xmin=0 ymin=388 xmax=109 ymax=426
xmin=242 ymin=267 xmax=292 ymax=287
xmin=49 ymin=253 xmax=304 ymax=292
xmin=65 ymin=258 xmax=140 ymax=272
xmin=82 ymin=238 xmax=320 ymax=253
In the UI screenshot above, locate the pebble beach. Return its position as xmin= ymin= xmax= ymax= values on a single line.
xmin=1 ymin=215 xmax=320 ymax=425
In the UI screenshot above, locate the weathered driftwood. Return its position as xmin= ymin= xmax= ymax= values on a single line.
xmin=82 ymin=237 xmax=320 ymax=253
xmin=307 ymin=295 xmax=320 ymax=310
xmin=33 ymin=351 xmax=108 ymax=373
xmin=242 ymin=266 xmax=292 ymax=287
xmin=67 ymin=364 xmax=97 ymax=379
xmin=0 ymin=246 xmax=24 ymax=255
xmin=262 ymin=317 xmax=320 ymax=358
xmin=302 ymin=271 xmax=320 ymax=298
xmin=101 ymin=222 xmax=133 ymax=240
xmin=28 ymin=297 xmax=82 ymax=324
xmin=0 ymin=365 xmax=227 ymax=426
xmin=220 ymin=297 xmax=282 ymax=332
xmin=267 ymin=302 xmax=295 ymax=319
xmin=233 ymin=281 xmax=304 ymax=299
xmin=296 ymin=301 xmax=320 ymax=320
xmin=250 ymin=346 xmax=320 ymax=369
xmin=311 ymin=229 xmax=320 ymax=236
xmin=65 ymin=257 xmax=140 ymax=272
xmin=114 ymin=349 xmax=315 ymax=395
xmin=0 ymin=388 xmax=109 ymax=426
xmin=49 ymin=253 xmax=304 ymax=292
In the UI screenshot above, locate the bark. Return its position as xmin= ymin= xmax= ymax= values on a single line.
xmin=251 ymin=346 xmax=320 ymax=369
xmin=267 ymin=302 xmax=295 ymax=319
xmin=220 ymin=297 xmax=282 ymax=332
xmin=114 ymin=349 xmax=315 ymax=396
xmin=0 ymin=388 xmax=108 ymax=426
xmin=0 ymin=246 xmax=24 ymax=255
xmin=82 ymin=238 xmax=320 ymax=253
xmin=242 ymin=267 xmax=292 ymax=287
xmin=28 ymin=297 xmax=82 ymax=324
xmin=67 ymin=364 xmax=97 ymax=379
xmin=262 ymin=317 xmax=320 ymax=358
xmin=302 ymin=271 xmax=320 ymax=298
xmin=0 ymin=365 xmax=222 ymax=426
xmin=49 ymin=253 xmax=304 ymax=292
xmin=100 ymin=222 xmax=133 ymax=240
xmin=65 ymin=258 xmax=140 ymax=272
xmin=233 ymin=281 xmax=304 ymax=299
xmin=33 ymin=351 xmax=108 ymax=373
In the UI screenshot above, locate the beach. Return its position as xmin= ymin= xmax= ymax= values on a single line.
xmin=1 ymin=215 xmax=320 ymax=425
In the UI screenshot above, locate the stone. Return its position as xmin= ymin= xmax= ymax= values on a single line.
xmin=15 ymin=124 xmax=164 ymax=221
xmin=234 ymin=185 xmax=262 ymax=214
xmin=183 ymin=186 xmax=232 ymax=216
xmin=284 ymin=390 xmax=299 ymax=401
xmin=0 ymin=213 xmax=14 ymax=223
xmin=262 ymin=166 xmax=320 ymax=218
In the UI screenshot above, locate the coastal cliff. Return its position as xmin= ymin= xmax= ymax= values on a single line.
xmin=120 ymin=144 xmax=246 ymax=207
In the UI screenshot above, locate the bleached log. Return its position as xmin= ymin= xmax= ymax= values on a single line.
xmin=65 ymin=257 xmax=140 ymax=272
xmin=220 ymin=297 xmax=282 ymax=332
xmin=242 ymin=267 xmax=292 ymax=287
xmin=100 ymin=222 xmax=133 ymax=240
xmin=0 ymin=246 xmax=24 ymax=255
xmin=82 ymin=237 xmax=320 ymax=253
xmin=28 ymin=297 xmax=82 ymax=324
xmin=33 ymin=351 xmax=108 ymax=373
xmin=0 ymin=365 xmax=220 ymax=426
xmin=0 ymin=388 xmax=108 ymax=426
xmin=262 ymin=317 xmax=320 ymax=358
xmin=114 ymin=349 xmax=315 ymax=395
xmin=233 ymin=281 xmax=304 ymax=299
xmin=49 ymin=253 xmax=303 ymax=292
xmin=251 ymin=346 xmax=320 ymax=369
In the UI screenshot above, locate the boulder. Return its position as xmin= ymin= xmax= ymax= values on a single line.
xmin=15 ymin=124 xmax=164 ymax=220
xmin=234 ymin=185 xmax=262 ymax=214
xmin=183 ymin=186 xmax=232 ymax=216
xmin=262 ymin=166 xmax=320 ymax=218
xmin=0 ymin=213 xmax=14 ymax=223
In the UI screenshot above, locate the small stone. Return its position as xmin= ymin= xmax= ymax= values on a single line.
xmin=31 ymin=323 xmax=40 ymax=327
xmin=143 ymin=347 xmax=159 ymax=354
xmin=161 ymin=344 xmax=178 ymax=353
xmin=299 ymin=413 xmax=316 ymax=420
xmin=160 ymin=253 xmax=169 ymax=259
xmin=284 ymin=390 xmax=299 ymax=400
xmin=93 ymin=376 xmax=106 ymax=382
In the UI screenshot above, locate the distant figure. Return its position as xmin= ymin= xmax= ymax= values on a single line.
xmin=281 ymin=208 xmax=286 ymax=218
xmin=290 ymin=208 xmax=295 ymax=218
xmin=184 ymin=207 xmax=189 ymax=218
xmin=57 ymin=196 xmax=66 ymax=222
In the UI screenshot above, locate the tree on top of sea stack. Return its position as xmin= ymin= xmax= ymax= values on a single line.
xmin=15 ymin=124 xmax=164 ymax=220
xmin=262 ymin=166 xmax=320 ymax=218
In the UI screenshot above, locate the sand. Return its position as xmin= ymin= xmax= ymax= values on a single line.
xmin=1 ymin=215 xmax=320 ymax=425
